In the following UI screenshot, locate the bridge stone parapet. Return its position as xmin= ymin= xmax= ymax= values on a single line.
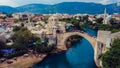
xmin=57 ymin=32 xmax=97 ymax=50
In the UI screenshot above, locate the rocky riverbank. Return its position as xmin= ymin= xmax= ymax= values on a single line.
xmin=0 ymin=36 xmax=82 ymax=68
xmin=0 ymin=48 xmax=68 ymax=68
xmin=0 ymin=54 xmax=47 ymax=68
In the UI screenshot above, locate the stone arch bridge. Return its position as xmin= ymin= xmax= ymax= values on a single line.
xmin=56 ymin=31 xmax=99 ymax=66
xmin=56 ymin=31 xmax=120 ymax=67
xmin=57 ymin=31 xmax=97 ymax=50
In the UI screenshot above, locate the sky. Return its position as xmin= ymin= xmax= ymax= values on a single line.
xmin=0 ymin=0 xmax=119 ymax=7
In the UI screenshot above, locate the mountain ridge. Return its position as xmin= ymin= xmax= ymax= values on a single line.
xmin=0 ymin=2 xmax=119 ymax=14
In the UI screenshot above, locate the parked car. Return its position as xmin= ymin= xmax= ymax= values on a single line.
xmin=7 ymin=61 xmax=13 ymax=64
xmin=23 ymin=54 xmax=29 ymax=57
xmin=0 ymin=58 xmax=6 ymax=63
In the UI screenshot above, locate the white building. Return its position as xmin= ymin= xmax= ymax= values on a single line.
xmin=12 ymin=13 xmax=21 ymax=19
xmin=103 ymin=8 xmax=108 ymax=24
xmin=0 ymin=13 xmax=6 ymax=17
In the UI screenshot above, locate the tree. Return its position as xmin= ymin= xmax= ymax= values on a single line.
xmin=95 ymin=17 xmax=103 ymax=24
xmin=101 ymin=38 xmax=120 ymax=68
xmin=59 ymin=18 xmax=82 ymax=30
xmin=36 ymin=39 xmax=42 ymax=45
xmin=0 ymin=40 xmax=5 ymax=49
xmin=13 ymin=26 xmax=21 ymax=32
xmin=11 ymin=27 xmax=39 ymax=50
xmin=109 ymin=18 xmax=116 ymax=25
xmin=0 ymin=40 xmax=5 ymax=57
xmin=7 ymin=14 xmax=13 ymax=17
xmin=34 ymin=44 xmax=55 ymax=53
xmin=44 ymin=37 xmax=49 ymax=43
xmin=82 ymin=15 xmax=89 ymax=22
xmin=21 ymin=23 xmax=24 ymax=27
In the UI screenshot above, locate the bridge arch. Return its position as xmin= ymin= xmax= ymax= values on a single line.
xmin=64 ymin=34 xmax=82 ymax=48
xmin=57 ymin=31 xmax=99 ymax=67
xmin=57 ymin=32 xmax=97 ymax=51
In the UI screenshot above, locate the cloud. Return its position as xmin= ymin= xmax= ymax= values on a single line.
xmin=0 ymin=0 xmax=120 ymax=7
xmin=0 ymin=0 xmax=16 ymax=6
xmin=0 ymin=0 xmax=52 ymax=7
xmin=99 ymin=0 xmax=120 ymax=5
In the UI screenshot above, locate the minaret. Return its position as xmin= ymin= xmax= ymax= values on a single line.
xmin=103 ymin=8 xmax=107 ymax=24
xmin=27 ymin=13 xmax=32 ymax=26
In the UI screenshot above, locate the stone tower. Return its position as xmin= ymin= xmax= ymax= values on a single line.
xmin=27 ymin=13 xmax=32 ymax=26
xmin=45 ymin=16 xmax=58 ymax=35
xmin=103 ymin=8 xmax=108 ymax=24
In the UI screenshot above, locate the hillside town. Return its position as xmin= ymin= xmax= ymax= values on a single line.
xmin=0 ymin=10 xmax=120 ymax=42
xmin=0 ymin=8 xmax=120 ymax=68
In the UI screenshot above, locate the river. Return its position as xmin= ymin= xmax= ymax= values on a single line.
xmin=33 ymin=28 xmax=97 ymax=68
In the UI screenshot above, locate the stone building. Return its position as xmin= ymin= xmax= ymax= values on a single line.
xmin=45 ymin=15 xmax=66 ymax=45
xmin=97 ymin=30 xmax=120 ymax=67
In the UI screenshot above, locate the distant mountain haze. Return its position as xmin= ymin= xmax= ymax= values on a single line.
xmin=0 ymin=2 xmax=120 ymax=14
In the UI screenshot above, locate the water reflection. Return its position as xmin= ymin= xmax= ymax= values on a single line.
xmin=33 ymin=38 xmax=97 ymax=68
